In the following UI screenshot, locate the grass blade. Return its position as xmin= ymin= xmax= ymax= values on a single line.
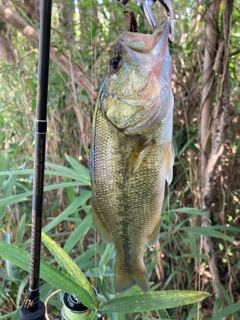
xmin=0 ymin=153 xmax=8 ymax=189
xmin=0 ymin=241 xmax=97 ymax=310
xmin=210 ymin=303 xmax=240 ymax=320
xmin=0 ymin=283 xmax=8 ymax=299
xmin=165 ymin=207 xmax=210 ymax=222
xmin=0 ymin=175 xmax=17 ymax=218
xmin=0 ymin=310 xmax=19 ymax=319
xmin=101 ymin=290 xmax=210 ymax=313
xmin=15 ymin=214 xmax=27 ymax=244
xmin=0 ymin=192 xmax=32 ymax=207
xmin=65 ymin=154 xmax=90 ymax=178
xmin=180 ymin=227 xmax=235 ymax=243
xmin=98 ymin=244 xmax=114 ymax=281
xmin=41 ymin=232 xmax=97 ymax=306
xmin=45 ymin=161 xmax=90 ymax=185
xmin=63 ymin=213 xmax=93 ymax=253
xmin=0 ymin=182 xmax=90 ymax=207
xmin=43 ymin=191 xmax=91 ymax=233
xmin=186 ymin=302 xmax=198 ymax=320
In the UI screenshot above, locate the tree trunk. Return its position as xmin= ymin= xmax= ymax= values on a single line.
xmin=200 ymin=0 xmax=234 ymax=302
xmin=200 ymin=0 xmax=220 ymax=179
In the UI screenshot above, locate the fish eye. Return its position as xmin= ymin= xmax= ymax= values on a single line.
xmin=110 ymin=56 xmax=121 ymax=70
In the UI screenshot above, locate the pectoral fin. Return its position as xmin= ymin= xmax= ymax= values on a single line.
xmin=125 ymin=136 xmax=155 ymax=179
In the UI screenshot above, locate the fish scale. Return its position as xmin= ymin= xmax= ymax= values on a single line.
xmin=90 ymin=20 xmax=174 ymax=292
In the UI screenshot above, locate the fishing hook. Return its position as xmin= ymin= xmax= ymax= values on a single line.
xmin=118 ymin=0 xmax=174 ymax=43
xmin=143 ymin=0 xmax=174 ymax=42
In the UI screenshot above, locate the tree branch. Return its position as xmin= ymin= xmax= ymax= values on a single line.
xmin=0 ymin=3 xmax=97 ymax=102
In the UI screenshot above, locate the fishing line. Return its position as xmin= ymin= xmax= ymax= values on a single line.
xmin=44 ymin=289 xmax=61 ymax=320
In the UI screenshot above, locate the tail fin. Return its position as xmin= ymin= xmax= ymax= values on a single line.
xmin=114 ymin=263 xmax=149 ymax=293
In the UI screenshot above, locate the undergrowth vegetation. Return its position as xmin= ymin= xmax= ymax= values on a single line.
xmin=0 ymin=0 xmax=239 ymax=319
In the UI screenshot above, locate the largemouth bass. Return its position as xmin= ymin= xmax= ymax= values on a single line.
xmin=90 ymin=19 xmax=174 ymax=292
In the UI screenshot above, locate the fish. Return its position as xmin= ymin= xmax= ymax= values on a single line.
xmin=90 ymin=19 xmax=174 ymax=293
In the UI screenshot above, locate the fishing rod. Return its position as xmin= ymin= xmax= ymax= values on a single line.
xmin=19 ymin=0 xmax=52 ymax=318
xmin=18 ymin=1 xmax=100 ymax=319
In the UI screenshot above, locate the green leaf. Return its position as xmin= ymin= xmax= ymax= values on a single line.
xmin=65 ymin=176 xmax=78 ymax=221
xmin=219 ymin=284 xmax=240 ymax=320
xmin=0 ymin=169 xmax=33 ymax=176
xmin=45 ymin=161 xmax=90 ymax=185
xmin=0 ymin=283 xmax=8 ymax=299
xmin=0 ymin=310 xmax=19 ymax=320
xmin=98 ymin=244 xmax=114 ymax=281
xmin=101 ymin=290 xmax=210 ymax=313
xmin=179 ymin=133 xmax=198 ymax=155
xmin=0 ymin=153 xmax=9 ymax=189
xmin=207 ymin=225 xmax=240 ymax=233
xmin=16 ymin=275 xmax=29 ymax=307
xmin=65 ymin=154 xmax=90 ymax=177
xmin=39 ymin=282 xmax=55 ymax=302
xmin=0 ymin=241 xmax=97 ymax=310
xmin=210 ymin=303 xmax=240 ymax=320
xmin=65 ymin=178 xmax=76 ymax=204
xmin=3 ymin=233 xmax=14 ymax=281
xmin=0 ymin=168 xmax=86 ymax=180
xmin=0 ymin=191 xmax=32 ymax=207
xmin=180 ymin=227 xmax=235 ymax=243
xmin=162 ymin=270 xmax=178 ymax=290
xmin=0 ymin=182 xmax=89 ymax=207
xmin=86 ymin=311 xmax=98 ymax=320
xmin=41 ymin=232 xmax=97 ymax=306
xmin=212 ymin=297 xmax=223 ymax=316
xmin=182 ymin=253 xmax=208 ymax=259
xmin=0 ymin=174 xmax=17 ymax=218
xmin=44 ymin=181 xmax=89 ymax=190
xmin=63 ymin=213 xmax=93 ymax=253
xmin=43 ymin=191 xmax=91 ymax=233
xmin=186 ymin=302 xmax=198 ymax=320
xmin=15 ymin=214 xmax=27 ymax=244
xmin=10 ymin=309 xmax=20 ymax=320
xmin=166 ymin=207 xmax=210 ymax=221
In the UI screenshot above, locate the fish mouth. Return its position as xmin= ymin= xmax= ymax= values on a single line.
xmin=125 ymin=0 xmax=174 ymax=43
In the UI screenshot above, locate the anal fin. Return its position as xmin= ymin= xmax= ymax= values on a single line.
xmin=147 ymin=215 xmax=161 ymax=247
xmin=163 ymin=142 xmax=175 ymax=184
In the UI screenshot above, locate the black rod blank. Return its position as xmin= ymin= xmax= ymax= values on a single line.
xmin=20 ymin=0 xmax=52 ymax=318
